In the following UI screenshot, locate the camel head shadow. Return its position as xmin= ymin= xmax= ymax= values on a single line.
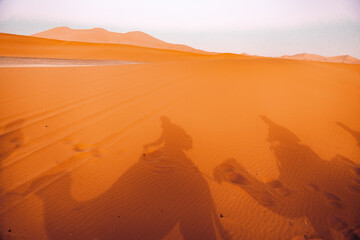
xmin=336 ymin=122 xmax=360 ymax=147
xmin=260 ymin=115 xmax=300 ymax=146
xmin=143 ymin=116 xmax=193 ymax=154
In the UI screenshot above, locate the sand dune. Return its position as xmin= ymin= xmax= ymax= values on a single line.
xmin=1 ymin=33 xmax=257 ymax=63
xmin=281 ymin=53 xmax=360 ymax=64
xmin=0 ymin=32 xmax=360 ymax=240
xmin=31 ymin=27 xmax=208 ymax=54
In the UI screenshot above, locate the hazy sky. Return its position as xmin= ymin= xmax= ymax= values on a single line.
xmin=1 ymin=0 xmax=360 ymax=57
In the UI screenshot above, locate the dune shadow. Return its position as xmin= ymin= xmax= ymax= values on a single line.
xmin=214 ymin=116 xmax=360 ymax=240
xmin=21 ymin=116 xmax=231 ymax=240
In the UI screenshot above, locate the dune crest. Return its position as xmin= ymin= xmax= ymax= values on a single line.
xmin=281 ymin=53 xmax=360 ymax=64
xmin=31 ymin=26 xmax=208 ymax=54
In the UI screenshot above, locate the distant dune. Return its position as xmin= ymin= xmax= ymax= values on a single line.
xmin=17 ymin=27 xmax=360 ymax=64
xmin=0 ymin=33 xmax=256 ymax=62
xmin=281 ymin=53 xmax=360 ymax=64
xmin=31 ymin=27 xmax=208 ymax=54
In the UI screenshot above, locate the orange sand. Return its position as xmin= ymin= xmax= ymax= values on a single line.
xmin=0 ymin=33 xmax=360 ymax=240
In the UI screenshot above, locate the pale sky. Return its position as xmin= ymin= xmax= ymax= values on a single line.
xmin=1 ymin=0 xmax=360 ymax=57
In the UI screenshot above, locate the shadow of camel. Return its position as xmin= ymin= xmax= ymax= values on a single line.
xmin=22 ymin=116 xmax=231 ymax=240
xmin=0 ymin=119 xmax=25 ymax=239
xmin=0 ymin=119 xmax=25 ymax=165
xmin=0 ymin=119 xmax=26 ymax=198
xmin=214 ymin=116 xmax=360 ymax=240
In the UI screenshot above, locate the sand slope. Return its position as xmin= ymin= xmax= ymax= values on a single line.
xmin=1 ymin=33 xmax=257 ymax=63
xmin=31 ymin=27 xmax=208 ymax=54
xmin=282 ymin=53 xmax=360 ymax=64
xmin=0 ymin=34 xmax=360 ymax=240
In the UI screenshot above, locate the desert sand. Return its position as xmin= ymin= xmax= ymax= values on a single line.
xmin=0 ymin=31 xmax=360 ymax=240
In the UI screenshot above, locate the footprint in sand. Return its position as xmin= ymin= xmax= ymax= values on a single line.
xmin=62 ymin=137 xmax=77 ymax=145
xmin=264 ymin=179 xmax=291 ymax=196
xmin=327 ymin=217 xmax=360 ymax=240
xmin=330 ymin=159 xmax=360 ymax=195
xmin=63 ymin=139 xmax=105 ymax=158
xmin=229 ymin=172 xmax=277 ymax=206
xmin=351 ymin=166 xmax=360 ymax=177
xmin=257 ymin=190 xmax=276 ymax=207
xmin=291 ymin=235 xmax=323 ymax=240
xmin=347 ymin=184 xmax=360 ymax=195
xmin=323 ymin=192 xmax=341 ymax=201
xmin=348 ymin=166 xmax=360 ymax=195
xmin=264 ymin=179 xmax=283 ymax=188
xmin=322 ymin=192 xmax=344 ymax=209
xmin=214 ymin=161 xmax=279 ymax=207
xmin=74 ymin=143 xmax=96 ymax=152
xmin=307 ymin=183 xmax=320 ymax=192
xmin=216 ymin=163 xmax=235 ymax=173
xmin=213 ymin=162 xmax=239 ymax=183
xmin=226 ymin=171 xmax=250 ymax=185
xmin=90 ymin=148 xmax=105 ymax=157
xmin=352 ymin=178 xmax=360 ymax=185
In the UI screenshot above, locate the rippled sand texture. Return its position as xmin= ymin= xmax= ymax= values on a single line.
xmin=0 ymin=33 xmax=360 ymax=240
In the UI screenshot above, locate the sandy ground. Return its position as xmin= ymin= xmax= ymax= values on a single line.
xmin=0 ymin=34 xmax=360 ymax=240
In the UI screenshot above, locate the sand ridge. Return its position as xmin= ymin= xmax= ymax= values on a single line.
xmin=31 ymin=27 xmax=208 ymax=54
xmin=281 ymin=53 xmax=360 ymax=64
